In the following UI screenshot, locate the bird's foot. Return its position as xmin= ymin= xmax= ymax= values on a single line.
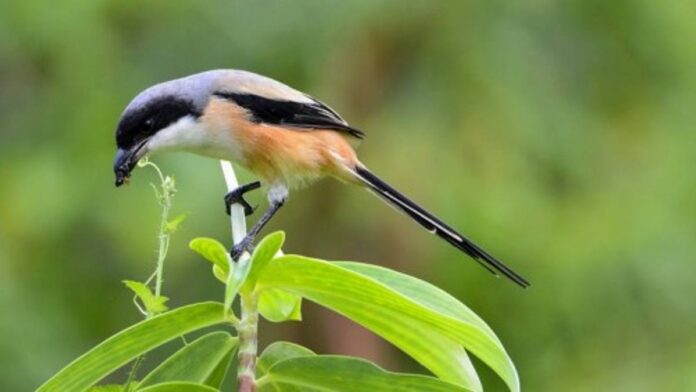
xmin=230 ymin=237 xmax=256 ymax=261
xmin=224 ymin=181 xmax=261 ymax=216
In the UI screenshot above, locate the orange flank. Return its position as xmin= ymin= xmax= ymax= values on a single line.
xmin=202 ymin=97 xmax=359 ymax=187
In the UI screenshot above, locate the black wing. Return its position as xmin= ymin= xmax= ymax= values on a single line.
xmin=214 ymin=92 xmax=364 ymax=139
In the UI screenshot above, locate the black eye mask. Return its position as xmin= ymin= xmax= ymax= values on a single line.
xmin=115 ymin=95 xmax=201 ymax=151
xmin=113 ymin=95 xmax=201 ymax=186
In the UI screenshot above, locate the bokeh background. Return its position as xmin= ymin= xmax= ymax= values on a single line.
xmin=1 ymin=0 xmax=695 ymax=390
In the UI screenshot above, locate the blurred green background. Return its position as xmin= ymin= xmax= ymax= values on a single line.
xmin=1 ymin=0 xmax=695 ymax=390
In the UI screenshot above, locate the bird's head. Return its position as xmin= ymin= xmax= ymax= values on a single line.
xmin=113 ymin=71 xmax=224 ymax=186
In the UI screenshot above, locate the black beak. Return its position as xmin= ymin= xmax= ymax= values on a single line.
xmin=113 ymin=139 xmax=149 ymax=187
xmin=114 ymin=148 xmax=136 ymax=187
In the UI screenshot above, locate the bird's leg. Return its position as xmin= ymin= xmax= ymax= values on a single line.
xmin=230 ymin=199 xmax=285 ymax=260
xmin=225 ymin=181 xmax=261 ymax=216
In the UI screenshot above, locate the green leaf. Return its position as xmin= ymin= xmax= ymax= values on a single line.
xmin=88 ymin=385 xmax=127 ymax=392
xmin=336 ymin=263 xmax=497 ymax=340
xmin=224 ymin=254 xmax=251 ymax=312
xmin=192 ymin=233 xmax=299 ymax=321
xmin=335 ymin=262 xmax=487 ymax=391
xmin=258 ymin=289 xmax=302 ymax=323
xmin=224 ymin=231 xmax=284 ymax=310
xmin=137 ymin=382 xmax=217 ymax=392
xmin=258 ymin=355 xmax=471 ymax=392
xmin=38 ymin=302 xmax=230 ymax=392
xmin=256 ymin=256 xmax=519 ymax=392
xmin=257 ymin=342 xmax=315 ymax=378
xmin=138 ymin=332 xmax=238 ymax=389
xmin=165 ymin=213 xmax=189 ymax=234
xmin=212 ymin=265 xmax=227 ymax=283
xmin=189 ymin=237 xmax=231 ymax=280
xmin=123 ymin=280 xmax=169 ymax=315
xmin=243 ymin=231 xmax=285 ymax=292
xmin=204 ymin=350 xmax=235 ymax=389
xmin=246 ymin=232 xmax=302 ymax=322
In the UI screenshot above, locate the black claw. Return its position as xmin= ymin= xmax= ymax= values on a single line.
xmin=224 ymin=181 xmax=261 ymax=216
xmin=230 ymin=239 xmax=255 ymax=261
xmin=243 ymin=201 xmax=257 ymax=217
xmin=229 ymin=198 xmax=284 ymax=261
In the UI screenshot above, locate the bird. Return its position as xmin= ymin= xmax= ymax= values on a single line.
xmin=113 ymin=69 xmax=530 ymax=287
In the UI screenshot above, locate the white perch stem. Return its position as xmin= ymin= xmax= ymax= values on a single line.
xmin=219 ymin=160 xmax=257 ymax=392
xmin=220 ymin=160 xmax=247 ymax=244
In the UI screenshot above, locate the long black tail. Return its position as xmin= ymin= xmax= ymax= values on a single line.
xmin=353 ymin=166 xmax=530 ymax=288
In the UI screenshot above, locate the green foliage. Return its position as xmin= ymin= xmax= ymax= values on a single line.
xmin=255 ymin=254 xmax=516 ymax=392
xmin=138 ymin=332 xmax=237 ymax=389
xmin=89 ymin=383 xmax=217 ymax=392
xmin=88 ymin=386 xmax=131 ymax=392
xmin=41 ymin=232 xmax=519 ymax=391
xmin=258 ymin=355 xmax=471 ymax=392
xmin=165 ymin=213 xmax=189 ymax=235
xmin=225 ymin=232 xmax=286 ymax=312
xmin=123 ymin=160 xmax=186 ymax=320
xmin=223 ymin=249 xmax=250 ymax=312
xmin=137 ymin=383 xmax=218 ymax=392
xmin=257 ymin=288 xmax=303 ymax=323
xmin=190 ymin=233 xmax=303 ymax=323
xmin=189 ymin=237 xmax=230 ymax=283
xmin=123 ymin=280 xmax=169 ymax=316
xmin=335 ymin=262 xmax=488 ymax=391
xmin=221 ymin=231 xmax=285 ymax=313
xmin=256 ymin=342 xmax=316 ymax=377
xmin=37 ymin=303 xmax=230 ymax=392
xmin=243 ymin=231 xmax=285 ymax=292
xmin=255 ymin=342 xmax=471 ymax=391
xmin=243 ymin=231 xmax=303 ymax=323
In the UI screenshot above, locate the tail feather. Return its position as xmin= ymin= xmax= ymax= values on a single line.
xmin=353 ymin=166 xmax=530 ymax=288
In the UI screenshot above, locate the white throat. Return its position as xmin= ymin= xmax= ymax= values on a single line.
xmin=145 ymin=115 xmax=241 ymax=160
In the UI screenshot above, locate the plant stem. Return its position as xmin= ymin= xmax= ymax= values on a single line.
xmin=124 ymin=160 xmax=178 ymax=387
xmin=138 ymin=158 xmax=174 ymax=299
xmin=237 ymin=292 xmax=259 ymax=392
xmin=219 ymin=160 xmax=259 ymax=392
xmin=154 ymin=189 xmax=171 ymax=298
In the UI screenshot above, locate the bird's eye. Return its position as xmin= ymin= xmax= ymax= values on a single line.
xmin=144 ymin=118 xmax=154 ymax=129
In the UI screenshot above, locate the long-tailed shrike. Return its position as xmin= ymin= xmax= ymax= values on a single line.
xmin=113 ymin=70 xmax=529 ymax=287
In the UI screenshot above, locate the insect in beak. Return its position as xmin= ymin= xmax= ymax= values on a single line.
xmin=113 ymin=138 xmax=149 ymax=187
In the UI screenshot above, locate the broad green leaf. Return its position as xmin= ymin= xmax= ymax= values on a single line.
xmin=137 ymin=382 xmax=217 ymax=392
xmin=243 ymin=231 xmax=285 ymax=292
xmin=139 ymin=332 xmax=238 ymax=389
xmin=205 ymin=350 xmax=235 ymax=389
xmin=257 ymin=342 xmax=315 ymax=378
xmin=257 ymin=355 xmax=471 ymax=392
xmin=123 ymin=280 xmax=169 ymax=315
xmin=260 ymin=299 xmax=475 ymax=390
xmin=336 ymin=263 xmax=497 ymax=341
xmin=88 ymin=385 xmax=126 ymax=392
xmin=165 ymin=213 xmax=189 ymax=234
xmin=258 ymin=289 xmax=302 ymax=323
xmin=189 ymin=238 xmax=231 ymax=280
xmin=38 ymin=302 xmax=230 ymax=392
xmin=335 ymin=262 xmax=489 ymax=391
xmin=256 ymin=256 xmax=519 ymax=392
